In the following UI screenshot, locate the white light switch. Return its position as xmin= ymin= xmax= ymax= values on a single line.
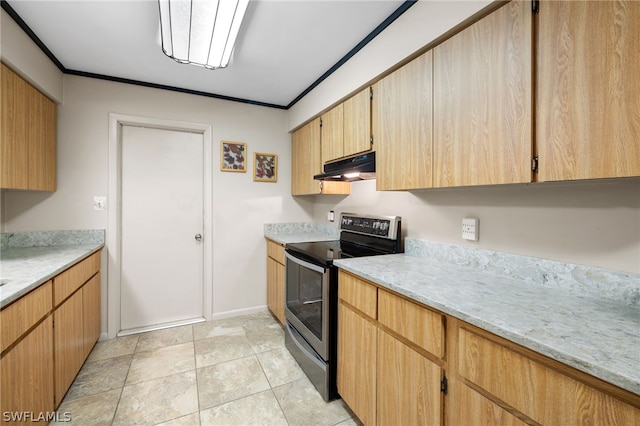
xmin=93 ymin=196 xmax=107 ymax=211
xmin=327 ymin=210 xmax=335 ymax=222
xmin=462 ymin=217 xmax=479 ymax=241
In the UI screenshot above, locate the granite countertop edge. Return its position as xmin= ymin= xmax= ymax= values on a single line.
xmin=334 ymin=254 xmax=640 ymax=396
xmin=0 ymin=230 xmax=105 ymax=309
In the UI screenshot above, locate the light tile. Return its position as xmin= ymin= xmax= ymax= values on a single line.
xmin=135 ymin=324 xmax=194 ymax=352
xmin=197 ymin=356 xmax=270 ymax=410
xmin=199 ymin=390 xmax=288 ymax=426
xmin=155 ymin=412 xmax=200 ymax=426
xmin=87 ymin=335 xmax=139 ymax=362
xmin=63 ymin=354 xmax=131 ymax=401
xmin=50 ymin=389 xmax=121 ymax=426
xmin=246 ymin=323 xmax=285 ymax=353
xmin=126 ymin=342 xmax=195 ymax=385
xmin=194 ymin=332 xmax=255 ymax=368
xmin=273 ymin=377 xmax=352 ymax=426
xmin=193 ymin=321 xmax=245 ymax=340
xmin=113 ymin=371 xmax=198 ymax=426
xmin=257 ymin=347 xmax=306 ymax=388
xmin=335 ymin=417 xmax=364 ymax=426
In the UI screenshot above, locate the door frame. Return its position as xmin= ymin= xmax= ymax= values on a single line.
xmin=107 ymin=113 xmax=213 ymax=339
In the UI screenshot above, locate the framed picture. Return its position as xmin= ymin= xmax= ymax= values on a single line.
xmin=220 ymin=141 xmax=247 ymax=172
xmin=253 ymin=153 xmax=278 ymax=182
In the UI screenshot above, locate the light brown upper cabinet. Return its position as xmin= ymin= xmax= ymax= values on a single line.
xmin=1 ymin=63 xmax=56 ymax=191
xmin=536 ymin=1 xmax=640 ymax=181
xmin=321 ymin=88 xmax=372 ymax=165
xmin=373 ymin=50 xmax=433 ymax=191
xmin=321 ymin=104 xmax=344 ymax=165
xmin=291 ymin=118 xmax=349 ymax=196
xmin=433 ymin=0 xmax=533 ymax=188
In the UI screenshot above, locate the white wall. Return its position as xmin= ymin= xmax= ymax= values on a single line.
xmin=311 ymin=179 xmax=640 ymax=274
xmin=3 ymin=75 xmax=315 ymax=330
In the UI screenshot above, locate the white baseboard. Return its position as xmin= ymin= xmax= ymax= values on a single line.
xmin=211 ymin=305 xmax=269 ymax=321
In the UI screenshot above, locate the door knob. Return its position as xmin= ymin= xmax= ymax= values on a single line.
xmin=195 ymin=234 xmax=202 ymax=242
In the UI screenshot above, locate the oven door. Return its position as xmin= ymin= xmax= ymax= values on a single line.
xmin=284 ymin=251 xmax=330 ymax=360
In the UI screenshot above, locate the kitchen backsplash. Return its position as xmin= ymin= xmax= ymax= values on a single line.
xmin=406 ymin=238 xmax=640 ymax=306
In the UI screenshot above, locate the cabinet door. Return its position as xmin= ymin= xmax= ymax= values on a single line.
xmin=321 ymin=104 xmax=344 ymax=164
xmin=29 ymin=91 xmax=56 ymax=191
xmin=0 ymin=316 xmax=54 ymax=424
xmin=433 ymin=0 xmax=533 ymax=187
xmin=450 ymin=382 xmax=526 ymax=426
xmin=54 ymin=290 xmax=85 ymax=406
xmin=337 ymin=302 xmax=377 ymax=426
xmin=377 ymin=330 xmax=443 ymax=426
xmin=374 ymin=51 xmax=433 ymax=190
xmin=291 ymin=118 xmax=322 ymax=195
xmin=343 ymin=88 xmax=371 ymax=158
xmin=1 ymin=63 xmax=29 ymax=189
xmin=266 ymin=257 xmax=285 ymax=325
xmin=82 ymin=273 xmax=101 ymax=358
xmin=537 ymin=1 xmax=640 ymax=181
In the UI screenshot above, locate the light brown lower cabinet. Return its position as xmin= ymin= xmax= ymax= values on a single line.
xmin=0 ymin=250 xmax=102 ymax=421
xmin=266 ymin=239 xmax=285 ymax=324
xmin=337 ymin=270 xmax=640 ymax=426
xmin=0 ymin=317 xmax=54 ymax=425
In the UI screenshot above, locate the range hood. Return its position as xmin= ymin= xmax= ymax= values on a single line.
xmin=314 ymin=152 xmax=376 ymax=182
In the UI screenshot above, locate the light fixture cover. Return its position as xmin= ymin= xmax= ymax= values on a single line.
xmin=158 ymin=0 xmax=249 ymax=69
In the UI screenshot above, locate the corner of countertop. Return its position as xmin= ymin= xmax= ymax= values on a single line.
xmin=1 ymin=229 xmax=106 ymax=249
xmin=264 ymin=222 xmax=340 ymax=244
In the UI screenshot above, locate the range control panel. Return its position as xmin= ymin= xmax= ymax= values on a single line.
xmin=340 ymin=213 xmax=400 ymax=239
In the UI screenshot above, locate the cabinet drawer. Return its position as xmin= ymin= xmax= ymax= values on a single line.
xmin=378 ymin=289 xmax=444 ymax=358
xmin=266 ymin=239 xmax=285 ymax=264
xmin=53 ymin=251 xmax=101 ymax=307
xmin=338 ymin=271 xmax=377 ymax=320
xmin=1 ymin=281 xmax=52 ymax=353
xmin=459 ymin=327 xmax=640 ymax=425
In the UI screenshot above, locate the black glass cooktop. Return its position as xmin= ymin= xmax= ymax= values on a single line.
xmin=286 ymin=236 xmax=399 ymax=267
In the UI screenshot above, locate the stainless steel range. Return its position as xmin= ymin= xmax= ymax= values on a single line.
xmin=284 ymin=213 xmax=402 ymax=401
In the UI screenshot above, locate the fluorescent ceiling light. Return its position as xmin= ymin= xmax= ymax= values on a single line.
xmin=158 ymin=0 xmax=249 ymax=69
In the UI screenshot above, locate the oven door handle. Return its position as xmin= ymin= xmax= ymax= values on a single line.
xmin=285 ymin=251 xmax=327 ymax=274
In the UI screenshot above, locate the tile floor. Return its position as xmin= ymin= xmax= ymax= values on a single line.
xmin=51 ymin=311 xmax=361 ymax=426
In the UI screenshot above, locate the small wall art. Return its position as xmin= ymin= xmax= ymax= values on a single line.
xmin=253 ymin=152 xmax=278 ymax=182
xmin=220 ymin=141 xmax=247 ymax=172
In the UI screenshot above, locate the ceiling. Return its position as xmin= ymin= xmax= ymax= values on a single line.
xmin=5 ymin=0 xmax=409 ymax=109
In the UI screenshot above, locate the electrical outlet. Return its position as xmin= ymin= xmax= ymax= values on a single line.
xmin=93 ymin=196 xmax=107 ymax=211
xmin=462 ymin=217 xmax=479 ymax=241
xmin=327 ymin=210 xmax=335 ymax=222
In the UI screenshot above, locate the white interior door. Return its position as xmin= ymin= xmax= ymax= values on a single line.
xmin=120 ymin=125 xmax=204 ymax=333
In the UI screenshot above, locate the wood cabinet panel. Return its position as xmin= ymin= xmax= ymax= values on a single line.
xmin=28 ymin=92 xmax=56 ymax=191
xmin=1 ymin=280 xmax=52 ymax=353
xmin=0 ymin=63 xmax=56 ymax=191
xmin=266 ymin=239 xmax=285 ymax=264
xmin=53 ymin=290 xmax=85 ymax=406
xmin=0 ymin=316 xmax=54 ymax=425
xmin=337 ymin=302 xmax=377 ymax=426
xmin=377 ymin=329 xmax=442 ymax=426
xmin=291 ymin=118 xmax=322 ymax=195
xmin=373 ymin=50 xmax=433 ymax=191
xmin=82 ymin=273 xmax=101 ymax=358
xmin=321 ymin=104 xmax=344 ymax=164
xmin=459 ymin=327 xmax=640 ymax=425
xmin=53 ymin=251 xmax=100 ymax=307
xmin=536 ymin=1 xmax=640 ymax=181
xmin=378 ymin=289 xmax=444 ymax=358
xmin=433 ymin=0 xmax=532 ymax=187
xmin=1 ymin=63 xmax=29 ymax=189
xmin=338 ymin=270 xmax=377 ymax=320
xmin=291 ymin=119 xmax=349 ymax=195
xmin=450 ymin=382 xmax=527 ymax=426
xmin=343 ymin=88 xmax=371 ymax=158
xmin=266 ymin=256 xmax=285 ymax=325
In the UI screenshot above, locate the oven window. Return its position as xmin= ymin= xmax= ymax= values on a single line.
xmin=286 ymin=259 xmax=325 ymax=341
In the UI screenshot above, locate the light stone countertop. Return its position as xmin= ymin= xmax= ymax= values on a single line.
xmin=334 ymin=251 xmax=640 ymax=396
xmin=0 ymin=230 xmax=105 ymax=308
xmin=264 ymin=222 xmax=340 ymax=245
